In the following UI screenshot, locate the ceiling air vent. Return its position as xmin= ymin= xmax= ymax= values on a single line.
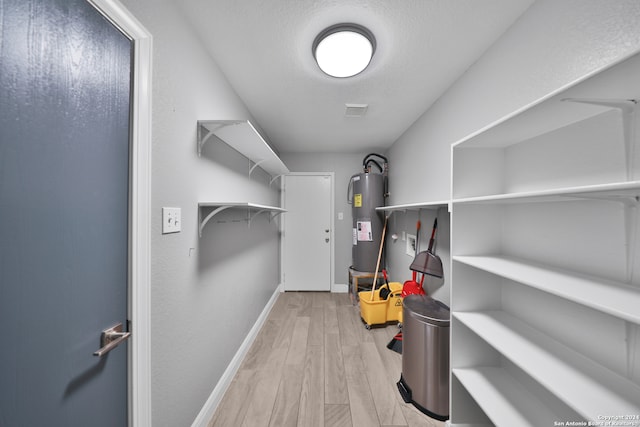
xmin=345 ymin=103 xmax=368 ymax=117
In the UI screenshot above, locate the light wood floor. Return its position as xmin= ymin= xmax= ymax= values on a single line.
xmin=208 ymin=292 xmax=446 ymax=427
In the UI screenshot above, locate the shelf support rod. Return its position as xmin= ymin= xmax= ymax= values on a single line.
xmin=562 ymin=98 xmax=637 ymax=180
xmin=249 ymin=209 xmax=285 ymax=226
xmin=197 ymin=122 xmax=236 ymax=157
xmin=270 ymin=211 xmax=285 ymax=222
xmin=197 ymin=128 xmax=213 ymax=157
xmin=199 ymin=205 xmax=234 ymax=237
xmin=249 ymin=159 xmax=268 ymax=177
xmin=249 ymin=208 xmax=268 ymax=227
xmin=269 ymin=174 xmax=284 ymax=186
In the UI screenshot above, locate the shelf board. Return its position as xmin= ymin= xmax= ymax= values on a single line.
xmin=376 ymin=201 xmax=449 ymax=214
xmin=453 ymin=255 xmax=640 ymax=325
xmin=197 ymin=120 xmax=289 ymax=177
xmin=376 ymin=201 xmax=449 ymax=211
xmin=453 ymin=367 xmax=558 ymax=427
xmin=198 ymin=202 xmax=286 ymax=211
xmin=452 ymin=101 xmax=620 ymax=149
xmin=451 ymin=51 xmax=640 ymax=150
xmin=452 ymin=180 xmax=640 ymax=205
xmin=454 ymin=310 xmax=640 ymax=421
xmin=198 ymin=202 xmax=285 ymax=237
xmin=452 ymin=52 xmax=640 ymax=149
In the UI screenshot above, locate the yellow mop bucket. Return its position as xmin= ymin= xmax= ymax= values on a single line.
xmin=359 ymin=282 xmax=403 ymax=329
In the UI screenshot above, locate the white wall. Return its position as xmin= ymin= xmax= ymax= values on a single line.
xmin=108 ymin=0 xmax=640 ymax=423
xmin=386 ymin=0 xmax=640 ymax=303
xmin=384 ymin=207 xmax=451 ymax=303
xmin=119 ymin=1 xmax=281 ymax=426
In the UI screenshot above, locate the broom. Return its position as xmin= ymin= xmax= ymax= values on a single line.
xmin=387 ymin=331 xmax=403 ymax=354
xmin=388 ymin=219 xmax=421 ymax=353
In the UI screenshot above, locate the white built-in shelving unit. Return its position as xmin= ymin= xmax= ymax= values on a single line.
xmin=450 ymin=51 xmax=640 ymax=426
xmin=196 ymin=120 xmax=288 ymax=237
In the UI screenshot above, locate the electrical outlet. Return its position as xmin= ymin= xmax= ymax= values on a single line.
xmin=406 ymin=234 xmax=416 ymax=256
xmin=162 ymin=207 xmax=181 ymax=234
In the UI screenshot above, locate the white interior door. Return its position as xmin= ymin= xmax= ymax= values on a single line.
xmin=283 ymin=174 xmax=333 ymax=291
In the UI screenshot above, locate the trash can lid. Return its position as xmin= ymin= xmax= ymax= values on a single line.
xmin=403 ymin=294 xmax=450 ymax=326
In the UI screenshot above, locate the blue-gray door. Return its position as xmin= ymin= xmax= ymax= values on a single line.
xmin=0 ymin=0 xmax=132 ymax=425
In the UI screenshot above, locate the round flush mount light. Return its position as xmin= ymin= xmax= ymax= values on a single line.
xmin=312 ymin=23 xmax=376 ymax=78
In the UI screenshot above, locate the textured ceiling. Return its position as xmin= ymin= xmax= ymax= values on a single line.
xmin=175 ymin=0 xmax=534 ymax=153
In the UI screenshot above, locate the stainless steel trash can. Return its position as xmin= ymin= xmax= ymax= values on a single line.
xmin=397 ymin=294 xmax=450 ymax=421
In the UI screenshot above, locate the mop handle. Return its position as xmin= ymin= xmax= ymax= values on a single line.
xmin=370 ymin=216 xmax=388 ymax=302
xmin=427 ymin=218 xmax=438 ymax=252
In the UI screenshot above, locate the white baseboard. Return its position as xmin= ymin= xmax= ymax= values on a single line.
xmin=190 ymin=284 xmax=283 ymax=427
xmin=331 ymin=283 xmax=348 ymax=293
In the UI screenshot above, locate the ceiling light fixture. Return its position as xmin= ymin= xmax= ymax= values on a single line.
xmin=313 ymin=23 xmax=376 ymax=78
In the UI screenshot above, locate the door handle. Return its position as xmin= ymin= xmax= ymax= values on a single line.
xmin=325 ymin=238 xmax=330 ymax=243
xmin=93 ymin=323 xmax=131 ymax=357
xmin=325 ymin=229 xmax=329 ymax=233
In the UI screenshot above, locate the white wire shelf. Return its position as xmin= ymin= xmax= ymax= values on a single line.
xmin=197 ymin=120 xmax=289 ymax=178
xmin=198 ymin=202 xmax=285 ymax=237
xmin=375 ymin=200 xmax=449 ymax=214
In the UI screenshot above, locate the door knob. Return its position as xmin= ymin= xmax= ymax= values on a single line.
xmin=325 ymin=229 xmax=329 ymax=233
xmin=93 ymin=323 xmax=131 ymax=357
xmin=325 ymin=238 xmax=330 ymax=243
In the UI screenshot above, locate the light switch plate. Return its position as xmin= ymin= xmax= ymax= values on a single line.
xmin=162 ymin=207 xmax=181 ymax=234
xmin=406 ymin=234 xmax=416 ymax=256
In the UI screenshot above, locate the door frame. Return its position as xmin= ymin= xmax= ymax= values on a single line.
xmin=86 ymin=1 xmax=152 ymax=426
xmin=281 ymin=172 xmax=335 ymax=292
